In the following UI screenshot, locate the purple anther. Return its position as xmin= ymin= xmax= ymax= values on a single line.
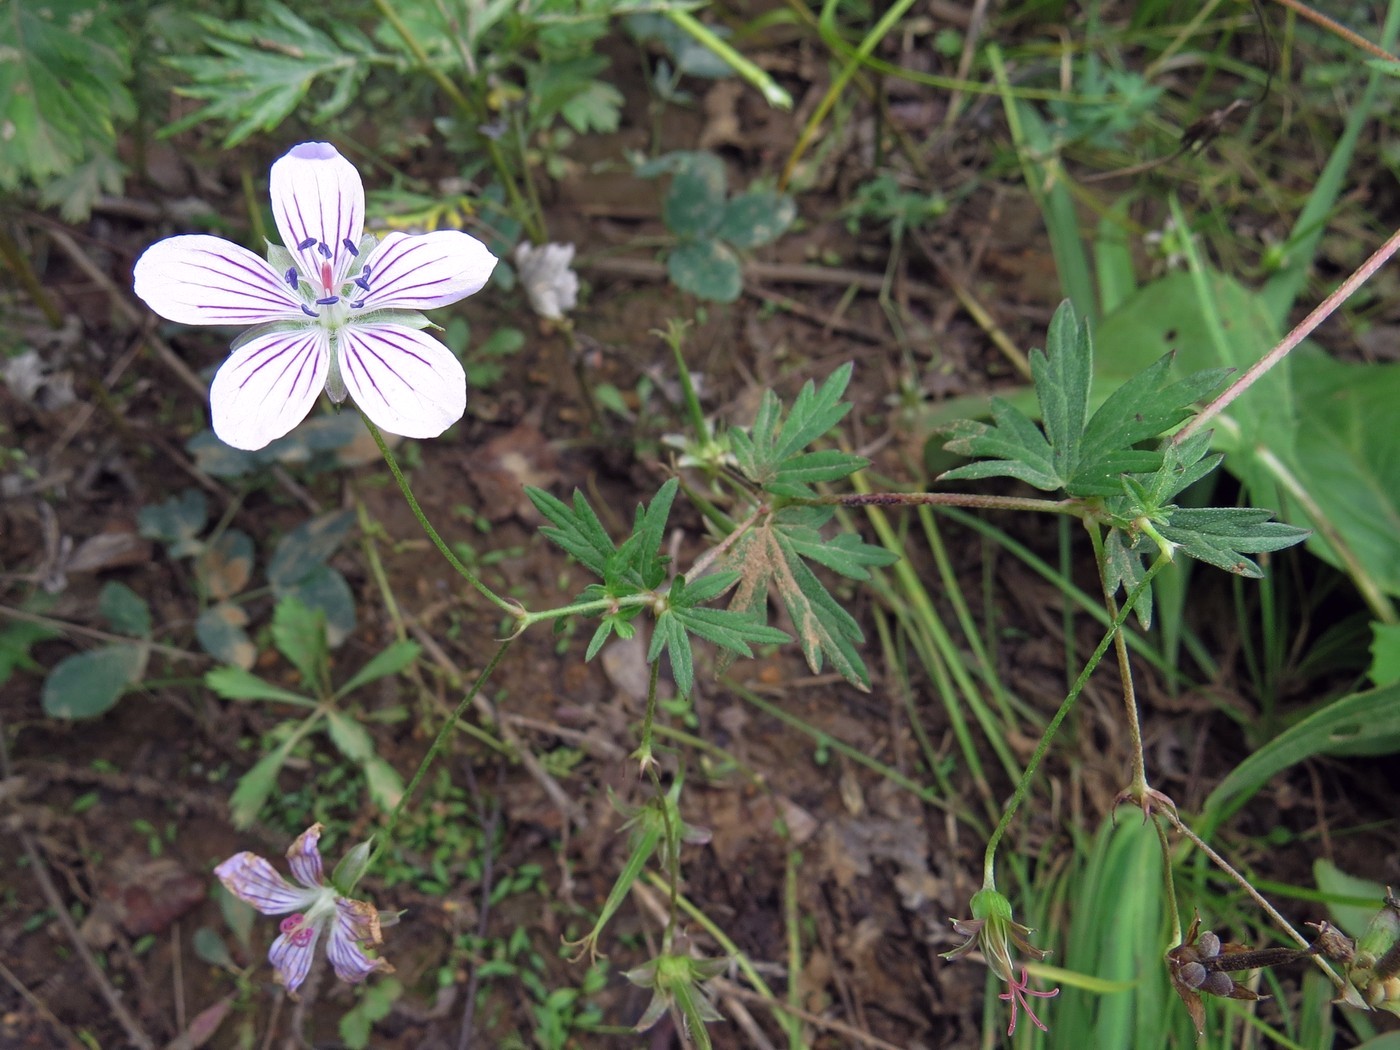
xmin=354 ymin=276 xmax=371 ymax=291
xmin=284 ymin=268 xmax=299 ymax=289
xmin=315 ymin=295 xmax=340 ymax=306
xmin=297 ymin=236 xmax=317 ymax=251
xmin=317 ymin=242 xmax=332 ymax=258
xmin=300 ymin=304 xmax=318 ymax=318
xmin=342 ymin=238 xmax=359 ymax=255
xmin=349 ymin=299 xmax=366 ymax=309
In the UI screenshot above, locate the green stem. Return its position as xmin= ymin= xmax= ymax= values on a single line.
xmin=362 ymin=413 xmax=520 ymax=619
xmin=981 ymin=555 xmax=1170 ymax=887
xmin=373 ymin=637 xmax=514 ymax=865
xmin=634 ymin=655 xmax=663 ymax=771
xmin=515 ymin=593 xmax=651 ymax=631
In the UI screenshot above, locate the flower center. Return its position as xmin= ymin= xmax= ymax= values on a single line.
xmin=289 ymin=237 xmax=374 ymax=325
xmin=279 ymin=914 xmax=316 ymax=947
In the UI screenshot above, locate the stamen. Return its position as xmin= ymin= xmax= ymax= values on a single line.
xmin=349 ymin=299 xmax=366 ymax=309
xmin=317 ymin=241 xmax=332 ymax=259
xmin=284 ymin=268 xmax=299 ymax=290
xmin=342 ymin=238 xmax=359 ymax=256
xmin=354 ymin=276 xmax=371 ymax=291
xmin=297 ymin=237 xmax=317 ymax=251
xmin=316 ymin=296 xmax=340 ymax=306
xmin=301 ymin=305 xmax=318 ymax=318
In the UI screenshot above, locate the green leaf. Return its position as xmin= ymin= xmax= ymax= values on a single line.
xmin=1033 ymin=300 xmax=1093 ymax=485
xmin=560 ymin=78 xmax=624 ymax=134
xmin=0 ymin=620 xmax=57 ymax=685
xmin=339 ymin=977 xmax=402 ymax=1050
xmin=196 ymin=603 xmax=256 ymax=670
xmin=138 ymin=489 xmax=208 ymax=557
xmin=1370 ymin=623 xmax=1400 ymax=687
xmin=1204 ymin=681 xmax=1400 ymax=824
xmin=204 ymin=666 xmax=314 ymax=707
xmin=271 ymin=596 xmax=329 ymax=695
xmin=230 ymin=731 xmax=306 ymax=828
xmin=1283 ymin=350 xmax=1400 ymax=598
xmin=528 ymin=487 xmax=617 ymax=578
xmin=362 ymin=756 xmax=405 ymax=812
xmin=0 ymin=0 xmax=133 ymax=198
xmin=98 ymin=582 xmax=151 ymax=638
xmin=42 ymin=644 xmax=147 ymax=719
xmin=324 ymin=709 xmax=374 ymax=762
xmin=648 ymin=610 xmax=695 ymax=699
xmin=163 ymin=1 xmax=375 ymax=147
xmin=267 ymin=510 xmax=356 ymax=591
xmin=668 ymin=238 xmax=742 ymax=302
xmin=663 ymin=152 xmax=727 ymax=238
xmin=336 ymin=641 xmax=421 ymax=698
xmin=616 ymin=478 xmax=677 ymax=589
xmin=939 ymin=400 xmax=1060 ymax=490
xmin=279 ymin=564 xmax=356 ymax=647
xmin=716 ymin=190 xmax=796 ymax=249
xmin=731 ymin=366 xmax=857 ymax=492
xmin=1159 ymin=508 xmax=1309 ymax=577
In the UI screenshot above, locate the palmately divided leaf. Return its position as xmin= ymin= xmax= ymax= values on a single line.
xmin=528 ymin=486 xmax=617 ymax=578
xmin=1159 ymin=508 xmax=1310 ymax=577
xmin=938 ymin=401 xmax=1061 ymax=490
xmin=732 ymin=366 xmax=858 ymax=493
xmin=1032 ymin=301 xmax=1093 ymax=484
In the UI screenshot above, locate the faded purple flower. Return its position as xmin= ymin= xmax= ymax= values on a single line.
xmin=214 ymin=823 xmax=391 ymax=996
xmin=133 ymin=142 xmax=497 ymax=450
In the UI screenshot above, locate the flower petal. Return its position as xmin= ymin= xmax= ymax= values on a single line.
xmin=357 ymin=231 xmax=497 ymax=311
xmin=270 ymin=142 xmax=365 ymax=294
xmin=326 ymin=898 xmax=393 ymax=983
xmin=214 ymin=853 xmax=318 ymax=915
xmin=285 ymin=823 xmax=326 ymax=888
xmin=209 ymin=326 xmax=330 ymax=450
xmin=338 ymin=324 xmax=466 ymax=439
xmin=133 ymin=235 xmax=307 ymax=327
xmin=268 ymin=922 xmax=320 ymax=995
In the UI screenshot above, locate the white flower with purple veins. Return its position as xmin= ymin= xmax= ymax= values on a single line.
xmin=214 ymin=823 xmax=392 ymax=996
xmin=133 ymin=142 xmax=498 ymax=451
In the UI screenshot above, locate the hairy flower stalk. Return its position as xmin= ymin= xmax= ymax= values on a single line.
xmin=134 ymin=142 xmax=497 ymax=450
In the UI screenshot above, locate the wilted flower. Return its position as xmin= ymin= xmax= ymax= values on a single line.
xmin=624 ymin=929 xmax=727 ymax=1038
xmin=513 ymin=241 xmax=579 ymax=321
xmin=942 ymin=887 xmax=1049 ymax=984
xmin=214 ymin=823 xmax=392 ymax=996
xmin=134 ymin=142 xmax=497 ymax=450
xmin=943 ymin=887 xmax=1058 ymax=1033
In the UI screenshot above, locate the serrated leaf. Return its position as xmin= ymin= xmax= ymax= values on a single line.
xmin=324 ymin=709 xmax=374 ymax=762
xmin=663 ymin=152 xmax=727 ymax=238
xmin=335 ymin=641 xmax=420 ymax=698
xmin=618 ymin=478 xmax=677 ymax=589
xmin=778 ymin=524 xmax=900 ymax=580
xmin=716 ymin=190 xmax=796 ymax=249
xmin=1032 ymin=301 xmax=1093 ymax=482
xmin=0 ymin=0 xmax=133 ymax=196
xmin=1160 ymin=509 xmax=1309 ymax=577
xmin=528 ymin=487 xmax=616 ymax=577
xmin=42 ymin=644 xmax=147 ymax=719
xmin=163 ymin=2 xmax=375 ymax=147
xmin=668 ymin=238 xmax=742 ymax=302
xmin=98 ymin=581 xmax=151 ymax=637
xmin=271 ymin=596 xmax=329 ymax=694
xmin=204 ymin=666 xmax=315 ymax=706
xmin=733 ymin=366 xmax=857 ymax=491
xmin=648 ymin=608 xmax=695 ymax=697
xmin=939 ymin=400 xmax=1061 ymax=490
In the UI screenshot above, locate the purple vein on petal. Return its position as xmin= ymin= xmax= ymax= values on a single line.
xmin=366 ymin=240 xmax=456 ymax=306
xmin=340 ymin=327 xmax=432 ymax=405
xmin=238 ymin=331 xmax=322 ymax=401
